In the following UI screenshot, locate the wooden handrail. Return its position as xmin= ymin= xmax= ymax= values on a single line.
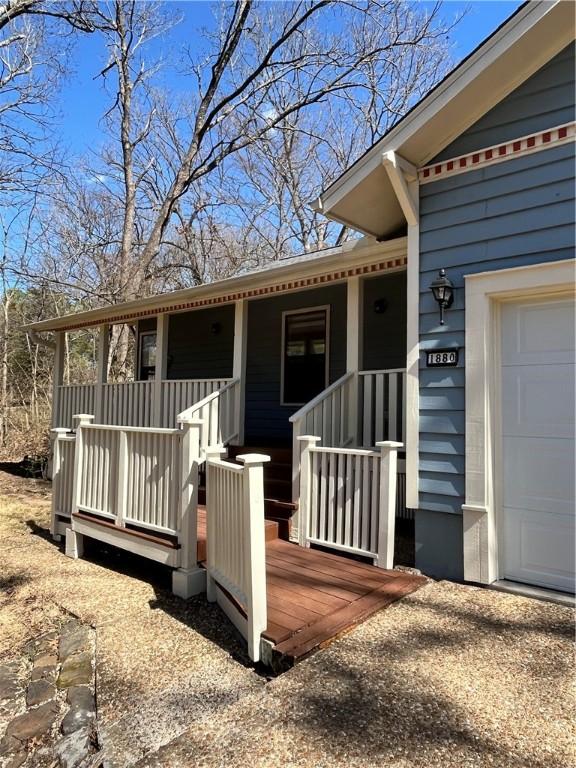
xmin=177 ymin=377 xmax=240 ymax=423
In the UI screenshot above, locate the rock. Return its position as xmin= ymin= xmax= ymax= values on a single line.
xmin=26 ymin=678 xmax=56 ymax=707
xmin=5 ymin=751 xmax=27 ymax=768
xmin=59 ymin=625 xmax=92 ymax=663
xmin=55 ymin=726 xmax=94 ymax=768
xmin=4 ymin=700 xmax=60 ymax=741
xmin=23 ymin=632 xmax=58 ymax=660
xmin=0 ymin=734 xmax=21 ymax=756
xmin=62 ymin=687 xmax=96 ymax=736
xmin=34 ymin=654 xmax=58 ymax=668
xmin=57 ymin=653 xmax=92 ymax=689
xmin=0 ymin=663 xmax=24 ymax=702
xmin=30 ymin=664 xmax=58 ymax=683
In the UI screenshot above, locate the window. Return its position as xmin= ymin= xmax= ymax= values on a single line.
xmin=139 ymin=331 xmax=157 ymax=380
xmin=281 ymin=308 xmax=329 ymax=405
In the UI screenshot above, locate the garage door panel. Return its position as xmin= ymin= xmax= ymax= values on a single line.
xmin=502 ymin=364 xmax=575 ymax=438
xmin=500 ymin=295 xmax=575 ymax=594
xmin=503 ymin=436 xmax=575 ymax=514
xmin=503 ymin=507 xmax=575 ymax=593
xmin=501 ymin=300 xmax=575 ymax=365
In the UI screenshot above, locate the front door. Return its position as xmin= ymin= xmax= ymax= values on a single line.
xmin=282 ymin=308 xmax=328 ymax=406
xmin=500 ymin=296 xmax=575 ymax=593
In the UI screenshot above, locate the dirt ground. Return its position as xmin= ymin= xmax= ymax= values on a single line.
xmin=1 ymin=469 xmax=575 ymax=768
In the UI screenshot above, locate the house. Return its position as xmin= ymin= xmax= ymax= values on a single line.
xmin=25 ymin=0 xmax=575 ymax=663
xmin=314 ymin=0 xmax=575 ymax=595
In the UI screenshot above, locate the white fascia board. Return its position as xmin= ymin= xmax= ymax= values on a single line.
xmin=26 ymin=236 xmax=408 ymax=333
xmin=319 ymin=1 xmax=562 ymax=214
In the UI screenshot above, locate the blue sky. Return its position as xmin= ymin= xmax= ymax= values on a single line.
xmin=59 ymin=1 xmax=525 ymax=157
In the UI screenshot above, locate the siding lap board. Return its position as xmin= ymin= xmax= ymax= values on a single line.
xmin=418 ymin=44 xmax=575 ymax=547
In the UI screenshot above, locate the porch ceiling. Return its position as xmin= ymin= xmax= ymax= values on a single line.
xmin=25 ymin=236 xmax=407 ymax=334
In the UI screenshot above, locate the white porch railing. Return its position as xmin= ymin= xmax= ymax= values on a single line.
xmin=289 ymin=372 xmax=356 ymax=503
xmin=205 ymin=448 xmax=270 ymax=663
xmin=177 ymin=378 xmax=241 ymax=461
xmin=162 ymin=378 xmax=231 ymax=429
xmin=55 ymin=384 xmax=96 ymax=430
xmin=298 ymin=436 xmax=402 ymax=568
xmin=50 ymin=429 xmax=77 ymax=536
xmin=54 ymin=378 xmax=229 ymax=430
xmin=100 ymin=380 xmax=155 ymax=429
xmin=53 ymin=413 xmax=205 ymax=598
xmin=359 ymin=369 xmax=406 ymax=446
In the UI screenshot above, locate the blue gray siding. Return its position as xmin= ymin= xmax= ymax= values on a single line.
xmin=417 ymin=44 xmax=575 ymax=579
xmin=245 ymin=285 xmax=347 ymax=443
xmin=362 ymin=271 xmax=406 ymax=370
xmin=435 ymin=44 xmax=575 ymax=160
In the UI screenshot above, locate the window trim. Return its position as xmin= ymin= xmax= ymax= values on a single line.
xmin=280 ymin=305 xmax=330 ymax=407
xmin=137 ymin=329 xmax=157 ymax=380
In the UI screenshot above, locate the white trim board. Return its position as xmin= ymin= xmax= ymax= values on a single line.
xmin=463 ymin=259 xmax=575 ymax=585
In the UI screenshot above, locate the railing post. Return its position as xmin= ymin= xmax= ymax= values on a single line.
xmin=237 ymin=453 xmax=270 ymax=663
xmin=115 ymin=428 xmax=129 ymax=528
xmin=172 ymin=417 xmax=207 ymax=599
xmin=154 ymin=313 xmax=169 ymax=427
xmin=94 ymin=323 xmax=109 ymax=423
xmin=375 ymin=440 xmax=403 ymax=569
xmin=66 ymin=414 xmax=94 ymax=560
xmin=296 ymin=436 xmax=321 ymax=547
xmin=50 ymin=428 xmax=69 ymax=540
xmin=204 ymin=445 xmax=227 ymax=603
xmin=232 ymin=300 xmax=248 ymax=445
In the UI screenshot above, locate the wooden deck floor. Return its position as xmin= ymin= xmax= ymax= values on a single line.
xmin=197 ymin=507 xmax=425 ymax=666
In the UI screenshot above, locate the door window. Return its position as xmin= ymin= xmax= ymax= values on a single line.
xmin=139 ymin=332 xmax=157 ymax=380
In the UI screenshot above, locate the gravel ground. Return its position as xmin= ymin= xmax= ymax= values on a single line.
xmin=0 ymin=471 xmax=265 ymax=766
xmin=136 ymin=581 xmax=575 ymax=768
xmin=1 ymin=470 xmax=574 ymax=768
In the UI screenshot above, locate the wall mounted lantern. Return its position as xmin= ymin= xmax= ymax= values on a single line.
xmin=210 ymin=321 xmax=222 ymax=335
xmin=430 ymin=268 xmax=454 ymax=325
xmin=373 ymin=298 xmax=388 ymax=314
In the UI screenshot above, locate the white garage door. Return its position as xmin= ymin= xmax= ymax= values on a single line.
xmin=501 ymin=296 xmax=575 ymax=593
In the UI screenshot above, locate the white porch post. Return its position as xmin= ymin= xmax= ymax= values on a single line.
xmin=232 ymin=299 xmax=248 ymax=445
xmin=51 ymin=331 xmax=65 ymax=430
xmin=376 ymin=440 xmax=402 ymax=569
xmin=346 ymin=276 xmax=362 ymax=444
xmin=94 ymin=323 xmax=109 ymax=423
xmin=154 ymin=314 xmax=169 ymax=427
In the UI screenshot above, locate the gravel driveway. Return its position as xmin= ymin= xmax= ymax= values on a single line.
xmin=1 ymin=470 xmax=574 ymax=768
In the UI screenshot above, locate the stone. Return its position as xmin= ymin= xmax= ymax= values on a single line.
xmin=0 ymin=734 xmax=21 ymax=756
xmin=5 ymin=751 xmax=27 ymax=768
xmin=55 ymin=726 xmax=94 ymax=768
xmin=4 ymin=700 xmax=60 ymax=741
xmin=0 ymin=663 xmax=24 ymax=702
xmin=34 ymin=654 xmax=58 ymax=668
xmin=30 ymin=664 xmax=58 ymax=683
xmin=62 ymin=687 xmax=96 ymax=736
xmin=59 ymin=625 xmax=91 ymax=663
xmin=57 ymin=653 xmax=92 ymax=689
xmin=26 ymin=678 xmax=56 ymax=707
xmin=23 ymin=632 xmax=58 ymax=660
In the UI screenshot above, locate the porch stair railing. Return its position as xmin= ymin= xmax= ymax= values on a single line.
xmin=289 ymin=371 xmax=356 ymax=505
xmin=177 ymin=378 xmax=241 ymax=461
xmin=297 ymin=436 xmax=401 ymax=568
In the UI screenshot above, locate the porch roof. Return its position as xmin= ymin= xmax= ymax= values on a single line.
xmin=26 ymin=235 xmax=406 ymax=334
xmin=314 ymin=1 xmax=574 ymax=238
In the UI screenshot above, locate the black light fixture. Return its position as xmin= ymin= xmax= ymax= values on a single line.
xmin=430 ymin=269 xmax=454 ymax=325
xmin=373 ymin=298 xmax=388 ymax=314
xmin=210 ymin=321 xmax=222 ymax=335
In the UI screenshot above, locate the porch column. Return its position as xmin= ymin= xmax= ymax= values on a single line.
xmin=94 ymin=323 xmax=109 ymax=423
xmin=232 ymin=299 xmax=248 ymax=445
xmin=51 ymin=331 xmax=65 ymax=430
xmin=154 ymin=314 xmax=169 ymax=427
xmin=346 ymin=276 xmax=362 ymax=444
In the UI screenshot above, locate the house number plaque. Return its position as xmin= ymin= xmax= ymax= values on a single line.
xmin=426 ymin=349 xmax=459 ymax=367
